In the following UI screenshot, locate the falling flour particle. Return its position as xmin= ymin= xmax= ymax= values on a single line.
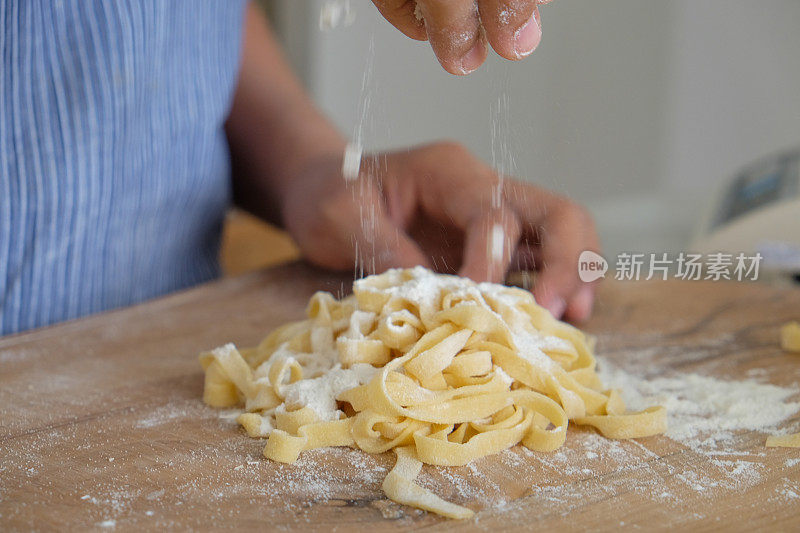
xmin=490 ymin=224 xmax=505 ymax=263
xmin=98 ymin=520 xmax=116 ymax=528
xmin=341 ymin=142 xmax=363 ymax=181
xmin=319 ymin=0 xmax=355 ymax=31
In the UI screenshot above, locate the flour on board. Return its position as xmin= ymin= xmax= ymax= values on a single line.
xmin=281 ymin=363 xmax=378 ymax=421
xmin=596 ymin=357 xmax=800 ymax=449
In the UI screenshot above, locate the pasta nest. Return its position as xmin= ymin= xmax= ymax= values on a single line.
xmin=200 ymin=267 xmax=665 ymax=519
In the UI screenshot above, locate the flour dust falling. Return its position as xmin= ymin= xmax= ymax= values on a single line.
xmin=488 ymin=80 xmax=519 ymax=280
xmin=350 ymin=35 xmax=378 ymax=281
xmin=337 ymin=16 xmax=527 ymax=282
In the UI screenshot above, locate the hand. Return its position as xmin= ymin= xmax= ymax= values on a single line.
xmin=281 ymin=142 xmax=599 ymax=322
xmin=371 ymin=0 xmax=553 ymax=75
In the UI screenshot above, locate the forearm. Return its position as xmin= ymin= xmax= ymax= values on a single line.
xmin=226 ymin=2 xmax=346 ymax=226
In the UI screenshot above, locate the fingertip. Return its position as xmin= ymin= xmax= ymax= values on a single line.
xmin=434 ymin=37 xmax=488 ymax=76
xmin=480 ymin=3 xmax=541 ymax=61
xmin=418 ymin=0 xmax=485 ymax=75
xmin=459 ymin=37 xmax=488 ymax=75
xmin=512 ymin=9 xmax=542 ymax=59
xmin=407 ymin=31 xmax=429 ymax=42
xmin=384 ymin=17 xmax=428 ymax=41
xmin=403 ymin=22 xmax=428 ymax=41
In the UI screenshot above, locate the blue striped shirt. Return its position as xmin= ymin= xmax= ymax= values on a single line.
xmin=0 ymin=0 xmax=246 ymax=335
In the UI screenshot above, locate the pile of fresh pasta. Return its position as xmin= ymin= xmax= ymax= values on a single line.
xmin=200 ymin=267 xmax=666 ymax=519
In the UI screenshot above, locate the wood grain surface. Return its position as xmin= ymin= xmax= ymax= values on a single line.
xmin=1 ymin=263 xmax=799 ymax=532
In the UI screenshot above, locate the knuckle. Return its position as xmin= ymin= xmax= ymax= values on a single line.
xmin=573 ymin=204 xmax=595 ymax=227
xmin=431 ymin=140 xmax=469 ymax=158
xmin=555 ymin=197 xmax=590 ymax=223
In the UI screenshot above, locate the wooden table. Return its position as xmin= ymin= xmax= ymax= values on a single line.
xmin=2 ymin=264 xmax=799 ymax=531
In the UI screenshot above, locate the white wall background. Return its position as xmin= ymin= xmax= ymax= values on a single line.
xmin=271 ymin=0 xmax=800 ymax=258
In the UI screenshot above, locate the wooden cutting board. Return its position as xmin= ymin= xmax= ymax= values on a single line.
xmin=2 ymin=263 xmax=799 ymax=531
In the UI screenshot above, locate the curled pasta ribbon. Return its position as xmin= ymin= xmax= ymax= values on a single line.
xmin=265 ymin=420 xmax=355 ymax=463
xmin=383 ymin=446 xmax=474 ymax=520
xmin=575 ymin=406 xmax=667 ymax=439
xmin=200 ymin=267 xmax=666 ymax=519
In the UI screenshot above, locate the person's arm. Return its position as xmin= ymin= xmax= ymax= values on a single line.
xmin=225 ymin=2 xmax=346 ymax=227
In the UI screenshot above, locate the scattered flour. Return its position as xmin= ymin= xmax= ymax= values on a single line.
xmin=10 ymin=347 xmax=796 ymax=528
xmin=136 ymin=405 xmax=192 ymax=429
xmin=596 ymin=357 xmax=800 ymax=450
xmin=781 ymin=487 xmax=799 ymax=500
xmin=404 ymin=343 xmax=799 ymax=519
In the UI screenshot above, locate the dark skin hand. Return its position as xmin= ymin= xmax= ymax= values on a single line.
xmin=282 ymin=145 xmax=599 ymax=322
xmin=372 ymin=0 xmax=556 ymax=74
